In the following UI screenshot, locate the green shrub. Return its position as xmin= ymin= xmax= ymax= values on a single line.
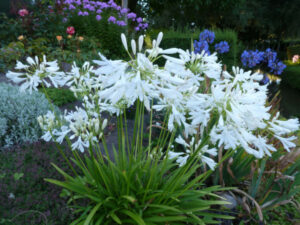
xmin=39 ymin=87 xmax=77 ymax=107
xmin=0 ymin=41 xmax=25 ymax=72
xmin=0 ymin=83 xmax=58 ymax=149
xmin=68 ymin=11 xmax=128 ymax=60
xmin=147 ymin=29 xmax=238 ymax=69
xmin=287 ymin=44 xmax=300 ymax=60
xmin=281 ymin=64 xmax=300 ymax=90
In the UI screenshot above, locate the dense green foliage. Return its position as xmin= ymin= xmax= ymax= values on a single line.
xmin=287 ymin=44 xmax=300 ymax=60
xmin=281 ymin=64 xmax=300 ymax=90
xmin=148 ymin=29 xmax=239 ymax=69
xmin=47 ymin=138 xmax=231 ymax=224
xmin=39 ymin=87 xmax=77 ymax=107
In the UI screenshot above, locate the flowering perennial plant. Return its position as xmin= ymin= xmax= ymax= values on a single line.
xmin=6 ymin=32 xmax=299 ymax=170
xmin=241 ymin=48 xmax=286 ymax=75
xmin=194 ymin=29 xmax=230 ymax=56
xmin=6 ymin=55 xmax=67 ymax=93
xmin=59 ymin=0 xmax=148 ymax=30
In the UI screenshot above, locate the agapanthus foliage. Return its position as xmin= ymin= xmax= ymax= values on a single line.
xmin=58 ymin=0 xmax=148 ymax=30
xmin=7 ymin=32 xmax=299 ymax=170
xmin=194 ymin=29 xmax=229 ymax=56
xmin=241 ymin=48 xmax=286 ymax=75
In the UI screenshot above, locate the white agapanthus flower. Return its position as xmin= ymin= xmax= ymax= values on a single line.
xmin=169 ymin=135 xmax=217 ymax=170
xmin=6 ymin=55 xmax=67 ymax=93
xmin=7 ymin=31 xmax=297 ymax=160
xmin=207 ymin=68 xmax=299 ymax=158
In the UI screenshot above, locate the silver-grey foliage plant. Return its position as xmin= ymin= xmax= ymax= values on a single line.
xmin=0 ymin=82 xmax=57 ymax=149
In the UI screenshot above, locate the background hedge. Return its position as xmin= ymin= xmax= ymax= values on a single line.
xmin=147 ymin=29 xmax=239 ymax=70
xmin=287 ymin=44 xmax=300 ymax=60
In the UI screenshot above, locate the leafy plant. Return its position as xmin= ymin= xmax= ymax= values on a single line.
xmin=0 ymin=83 xmax=58 ymax=149
xmin=46 ymin=115 xmax=231 ymax=224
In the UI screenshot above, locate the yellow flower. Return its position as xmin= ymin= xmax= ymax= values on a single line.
xmin=18 ymin=35 xmax=24 ymax=41
xmin=78 ymin=36 xmax=84 ymax=41
xmin=56 ymin=35 xmax=63 ymax=42
xmin=67 ymin=35 xmax=72 ymax=39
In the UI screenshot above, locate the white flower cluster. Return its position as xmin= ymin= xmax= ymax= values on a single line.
xmin=6 ymin=32 xmax=299 ymax=169
xmin=6 ymin=55 xmax=68 ymax=93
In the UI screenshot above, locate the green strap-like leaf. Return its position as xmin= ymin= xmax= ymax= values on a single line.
xmin=83 ymin=202 xmax=102 ymax=225
xmin=121 ymin=210 xmax=146 ymax=225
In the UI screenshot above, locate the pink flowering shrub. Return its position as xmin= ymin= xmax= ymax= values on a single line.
xmin=66 ymin=26 xmax=75 ymax=35
xmin=18 ymin=9 xmax=29 ymax=17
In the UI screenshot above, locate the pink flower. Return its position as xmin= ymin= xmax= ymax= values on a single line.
xmin=66 ymin=26 xmax=75 ymax=35
xmin=18 ymin=9 xmax=29 ymax=17
xmin=292 ymin=55 xmax=299 ymax=63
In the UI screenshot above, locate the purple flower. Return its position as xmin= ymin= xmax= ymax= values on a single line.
xmin=214 ymin=41 xmax=230 ymax=54
xmin=117 ymin=20 xmax=126 ymax=26
xmin=120 ymin=8 xmax=129 ymax=14
xmin=83 ymin=11 xmax=89 ymax=16
xmin=127 ymin=12 xmax=136 ymax=20
xmin=111 ymin=2 xmax=118 ymax=9
xmin=136 ymin=17 xmax=143 ymax=23
xmin=99 ymin=2 xmax=109 ymax=9
xmin=75 ymin=0 xmax=81 ymax=5
xmin=88 ymin=6 xmax=95 ymax=11
xmin=199 ymin=29 xmax=215 ymax=44
xmin=62 ymin=17 xmax=68 ymax=23
xmin=96 ymin=15 xmax=101 ymax=21
xmin=194 ymin=40 xmax=210 ymax=55
xmin=108 ymin=16 xmax=116 ymax=23
xmin=142 ymin=23 xmax=148 ymax=29
xmin=78 ymin=11 xmax=83 ymax=16
xmin=96 ymin=9 xmax=102 ymax=14
xmin=68 ymin=4 xmax=75 ymax=9
xmin=135 ymin=26 xmax=140 ymax=31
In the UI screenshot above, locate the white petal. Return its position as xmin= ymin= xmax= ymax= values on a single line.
xmin=121 ymin=33 xmax=128 ymax=51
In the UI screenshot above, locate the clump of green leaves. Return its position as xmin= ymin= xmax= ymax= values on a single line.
xmin=47 ymin=147 xmax=231 ymax=225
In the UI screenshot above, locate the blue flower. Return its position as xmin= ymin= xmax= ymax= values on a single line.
xmin=199 ymin=29 xmax=215 ymax=44
xmin=260 ymin=74 xmax=270 ymax=85
xmin=264 ymin=48 xmax=277 ymax=63
xmin=215 ymin=41 xmax=230 ymax=54
xmin=194 ymin=40 xmax=210 ymax=55
xmin=241 ymin=50 xmax=264 ymax=68
xmin=268 ymin=60 xmax=286 ymax=75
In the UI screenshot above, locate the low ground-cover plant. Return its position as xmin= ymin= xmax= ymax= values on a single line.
xmin=6 ymin=32 xmax=299 ymax=224
xmin=0 ymin=82 xmax=58 ymax=149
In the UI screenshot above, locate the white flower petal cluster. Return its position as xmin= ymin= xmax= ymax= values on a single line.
xmin=9 ymin=32 xmax=298 ymax=159
xmin=6 ymin=56 xmax=68 ymax=93
xmin=169 ymin=136 xmax=217 ymax=170
xmin=38 ymin=107 xmax=107 ymax=152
